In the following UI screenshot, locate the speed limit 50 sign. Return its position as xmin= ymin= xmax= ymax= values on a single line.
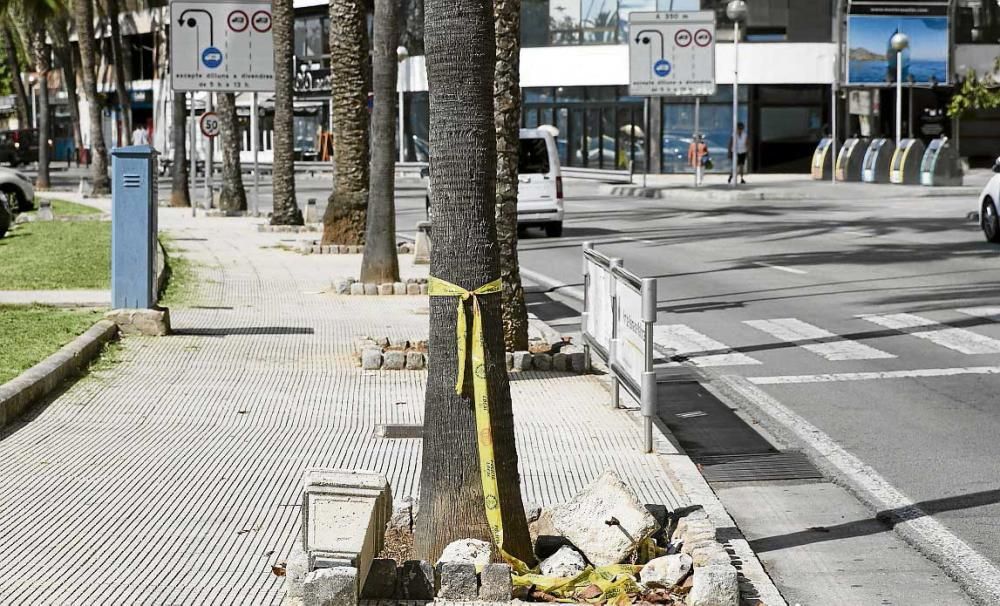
xmin=200 ymin=112 xmax=221 ymax=138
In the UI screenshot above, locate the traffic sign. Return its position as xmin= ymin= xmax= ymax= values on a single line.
xmin=200 ymin=111 xmax=221 ymax=138
xmin=170 ymin=0 xmax=274 ymax=92
xmin=628 ymin=11 xmax=717 ymax=97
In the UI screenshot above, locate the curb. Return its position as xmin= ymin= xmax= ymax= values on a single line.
xmin=604 ymin=183 xmax=979 ymax=202
xmin=0 ymin=319 xmax=118 ymax=429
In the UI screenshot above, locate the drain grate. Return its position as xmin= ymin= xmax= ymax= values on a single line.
xmin=697 ymin=452 xmax=823 ymax=483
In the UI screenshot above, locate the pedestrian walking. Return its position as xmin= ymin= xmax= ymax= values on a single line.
xmin=131 ymin=124 xmax=149 ymax=146
xmin=687 ymin=133 xmax=710 ymax=186
xmin=728 ymin=122 xmax=748 ymax=185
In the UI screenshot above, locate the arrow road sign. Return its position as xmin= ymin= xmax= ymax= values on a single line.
xmin=628 ymin=11 xmax=717 ymax=97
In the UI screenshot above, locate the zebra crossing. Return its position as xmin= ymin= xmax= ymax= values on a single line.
xmin=654 ymin=308 xmax=1000 ymax=368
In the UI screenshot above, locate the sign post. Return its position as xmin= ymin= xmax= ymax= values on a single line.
xmin=629 ymin=11 xmax=716 ymax=188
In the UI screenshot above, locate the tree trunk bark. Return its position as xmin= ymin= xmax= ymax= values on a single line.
xmin=31 ymin=32 xmax=50 ymax=190
xmin=74 ymin=0 xmax=110 ymax=195
xmin=170 ymin=91 xmax=190 ymax=207
xmin=106 ymin=0 xmax=132 ymax=137
xmin=494 ymin=0 xmax=529 ymax=352
xmin=360 ymin=0 xmax=400 ymax=284
xmin=49 ymin=20 xmax=84 ymax=163
xmin=323 ymin=0 xmax=369 ymax=246
xmin=270 ymin=0 xmax=303 ymax=225
xmin=1 ymin=25 xmax=30 ymax=129
xmin=413 ymin=0 xmax=534 ymax=565
xmin=217 ymin=92 xmax=247 ymax=212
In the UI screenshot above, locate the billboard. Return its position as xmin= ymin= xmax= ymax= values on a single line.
xmin=846 ymin=2 xmax=949 ymax=86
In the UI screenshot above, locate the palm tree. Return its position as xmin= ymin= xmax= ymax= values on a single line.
xmin=270 ymin=0 xmax=303 ymax=225
xmin=101 ymin=0 xmax=132 ymax=137
xmin=48 ymin=13 xmax=84 ymax=162
xmin=0 ymin=24 xmax=29 ymax=128
xmin=323 ymin=0 xmax=369 ymax=245
xmin=217 ymin=92 xmax=246 ymax=212
xmin=169 ymin=92 xmax=189 ymax=207
xmin=412 ymin=0 xmax=533 ymax=565
xmin=494 ymin=0 xmax=528 ymax=351
xmin=359 ymin=0 xmax=399 ymax=284
xmin=9 ymin=0 xmax=58 ymax=190
xmin=73 ymin=0 xmax=111 ymax=195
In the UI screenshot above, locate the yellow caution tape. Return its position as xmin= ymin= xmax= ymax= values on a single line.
xmin=429 ymin=276 xmax=659 ymax=600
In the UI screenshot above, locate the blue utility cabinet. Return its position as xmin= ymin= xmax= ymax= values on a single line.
xmin=111 ymin=145 xmax=158 ymax=308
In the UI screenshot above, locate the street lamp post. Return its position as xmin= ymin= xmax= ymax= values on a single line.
xmin=890 ymin=32 xmax=909 ymax=147
xmin=727 ymin=0 xmax=747 ymax=188
xmin=397 ymin=45 xmax=409 ymax=163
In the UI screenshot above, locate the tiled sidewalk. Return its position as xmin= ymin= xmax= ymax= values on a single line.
xmin=0 ymin=211 xmax=692 ymax=605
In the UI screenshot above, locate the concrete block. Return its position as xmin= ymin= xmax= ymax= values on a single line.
xmin=688 ymin=564 xmax=739 ymax=606
xmin=405 ymin=352 xmax=425 ymax=370
xmin=330 ymin=245 xmax=342 ymax=254
xmin=539 ymin=545 xmax=586 ymax=578
xmin=550 ymin=470 xmax=659 ymax=566
xmin=104 ymin=308 xmax=171 ymax=337
xmin=568 ymin=351 xmax=588 ymax=373
xmin=350 ymin=282 xmax=365 ymax=296
xmin=300 ymin=469 xmax=392 ymax=594
xmin=512 ymin=351 xmax=532 ymax=371
xmin=363 ymin=283 xmax=378 ymax=296
xmin=406 ymin=283 xmax=421 ymax=295
xmin=532 ymin=353 xmax=552 ymax=371
xmin=376 ymin=337 xmax=390 ymax=348
xmin=437 ymin=538 xmax=491 ymax=569
xmin=332 ymin=278 xmax=353 ymax=295
xmin=437 ymin=562 xmax=478 ymax=600
xmin=640 ymin=553 xmax=692 ymax=587
xmin=285 ymin=542 xmax=309 ymax=601
xmin=311 ymin=245 xmax=322 ymax=254
xmin=361 ymin=349 xmax=382 ymax=370
xmin=552 ymin=353 xmax=569 ymax=371
xmin=351 ymin=245 xmax=363 ymax=254
xmin=303 ymin=566 xmax=357 ymax=606
xmin=691 ymin=542 xmax=731 ymax=568
xmin=419 ymin=284 xmax=428 ymax=295
xmin=360 ymin=558 xmax=398 ymax=599
xmin=505 ymin=352 xmax=514 ymax=371
xmin=393 ymin=282 xmax=407 ymax=295
xmin=377 ymin=283 xmax=394 ymax=296
xmin=382 ymin=350 xmax=405 ymax=370
xmin=479 ymin=563 xmax=512 ymax=601
xmin=399 ymin=560 xmax=434 ymax=600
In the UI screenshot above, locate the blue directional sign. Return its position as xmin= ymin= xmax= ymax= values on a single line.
xmin=201 ymin=47 xmax=223 ymax=69
xmin=653 ymin=59 xmax=672 ymax=77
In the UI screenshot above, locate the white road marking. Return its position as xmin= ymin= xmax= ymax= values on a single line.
xmin=718 ymin=375 xmax=1000 ymax=604
xmin=860 ymin=312 xmax=1000 ymax=355
xmin=753 ymin=261 xmax=808 ymax=275
xmin=956 ymin=307 xmax=1000 ymax=322
xmin=653 ymin=324 xmax=761 ymax=367
xmin=675 ymin=411 xmax=708 ymax=418
xmin=749 ymin=365 xmax=1000 ymax=385
xmin=744 ymin=318 xmax=896 ymax=361
xmin=621 ymin=236 xmax=660 ymax=246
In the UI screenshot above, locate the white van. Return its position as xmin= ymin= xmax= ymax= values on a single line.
xmin=424 ymin=128 xmax=564 ymax=237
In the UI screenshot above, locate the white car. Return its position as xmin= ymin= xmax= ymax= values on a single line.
xmin=424 ymin=128 xmax=565 ymax=237
xmin=0 ymin=167 xmax=35 ymax=212
xmin=978 ymin=156 xmax=1000 ymax=243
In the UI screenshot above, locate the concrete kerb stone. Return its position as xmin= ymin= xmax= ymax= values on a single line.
xmin=0 ymin=319 xmax=118 ymax=430
xmin=333 ymin=277 xmax=428 ymax=296
xmin=293 ymin=240 xmax=415 ymax=255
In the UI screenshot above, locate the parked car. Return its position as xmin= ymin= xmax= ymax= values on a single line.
xmin=0 ymin=190 xmax=11 ymax=238
xmin=978 ymin=156 xmax=1000 ymax=243
xmin=424 ymin=128 xmax=564 ymax=237
xmin=0 ymin=129 xmax=38 ymax=167
xmin=0 ymin=167 xmax=34 ymax=213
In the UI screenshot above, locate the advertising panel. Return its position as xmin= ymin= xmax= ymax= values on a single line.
xmin=846 ymin=2 xmax=949 ymax=86
xmin=584 ymin=258 xmax=614 ymax=359
xmin=612 ymin=278 xmax=646 ymax=393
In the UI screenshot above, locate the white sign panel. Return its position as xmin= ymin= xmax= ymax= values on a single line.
xmin=584 ymin=259 xmax=614 ymax=357
xmin=170 ymin=0 xmax=274 ymax=92
xmin=613 ymin=281 xmax=646 ymax=390
xmin=628 ymin=11 xmax=716 ymax=97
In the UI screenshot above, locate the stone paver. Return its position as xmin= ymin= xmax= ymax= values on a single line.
xmin=0 ymin=210 xmax=685 ymax=604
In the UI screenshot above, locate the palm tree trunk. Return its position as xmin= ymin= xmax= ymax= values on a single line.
xmin=49 ymin=19 xmax=84 ymax=163
xmin=217 ymin=92 xmax=247 ymax=212
xmin=106 ymin=0 xmax=132 ymax=137
xmin=170 ymin=91 xmax=190 ymax=207
xmin=30 ymin=31 xmax=50 ymax=190
xmin=360 ymin=0 xmax=400 ymax=284
xmin=412 ymin=0 xmax=534 ymax=565
xmin=74 ymin=0 xmax=110 ymax=195
xmin=270 ymin=0 xmax=303 ymax=225
xmin=494 ymin=0 xmax=528 ymax=351
xmin=323 ymin=0 xmax=369 ymax=245
xmin=0 ymin=24 xmax=29 ymax=129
